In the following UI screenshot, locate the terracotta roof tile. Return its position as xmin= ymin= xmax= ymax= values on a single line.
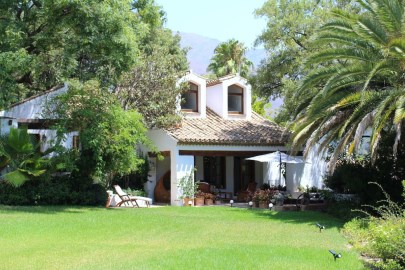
xmin=166 ymin=108 xmax=290 ymax=146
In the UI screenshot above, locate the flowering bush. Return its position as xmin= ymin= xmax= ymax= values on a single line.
xmin=204 ymin=193 xmax=216 ymax=200
xmin=195 ymin=191 xmax=205 ymax=198
xmin=252 ymin=189 xmax=277 ymax=203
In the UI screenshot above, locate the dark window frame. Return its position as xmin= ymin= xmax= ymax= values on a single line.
xmin=203 ymin=156 xmax=226 ymax=189
xmin=181 ymin=82 xmax=199 ymax=112
xmin=228 ymin=85 xmax=244 ymax=115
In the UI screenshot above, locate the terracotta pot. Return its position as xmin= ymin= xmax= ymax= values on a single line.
xmin=183 ymin=197 xmax=194 ymax=206
xmin=205 ymin=199 xmax=214 ymax=205
xmin=259 ymin=201 xmax=269 ymax=209
xmin=194 ymin=197 xmax=205 ymax=206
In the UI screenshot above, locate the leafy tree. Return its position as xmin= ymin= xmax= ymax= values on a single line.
xmin=207 ymin=39 xmax=253 ymax=78
xmin=0 ymin=128 xmax=50 ymax=187
xmin=0 ymin=0 xmax=146 ymax=109
xmin=292 ymin=0 xmax=405 ymax=170
xmin=250 ymin=0 xmax=356 ymax=124
xmin=49 ymin=80 xmax=155 ymax=187
xmin=115 ymin=28 xmax=189 ymax=128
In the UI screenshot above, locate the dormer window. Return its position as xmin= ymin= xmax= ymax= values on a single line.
xmin=228 ymin=84 xmax=243 ymax=114
xmin=181 ymin=82 xmax=198 ymax=112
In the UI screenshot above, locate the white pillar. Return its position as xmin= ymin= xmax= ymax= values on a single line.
xmin=171 ymin=150 xmax=195 ymax=206
xmin=145 ymin=157 xmax=157 ymax=201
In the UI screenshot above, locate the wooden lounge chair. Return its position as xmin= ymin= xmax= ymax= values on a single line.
xmin=113 ymin=185 xmax=152 ymax=208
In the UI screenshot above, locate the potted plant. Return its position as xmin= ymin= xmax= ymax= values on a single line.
xmin=204 ymin=193 xmax=215 ymax=205
xmin=253 ymin=189 xmax=276 ymax=208
xmin=214 ymin=194 xmax=222 ymax=204
xmin=177 ymin=168 xmax=198 ymax=206
xmin=273 ymin=191 xmax=285 ymax=206
xmin=194 ymin=191 xmax=205 ymax=206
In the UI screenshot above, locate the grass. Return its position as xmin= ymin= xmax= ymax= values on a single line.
xmin=0 ymin=206 xmax=366 ymax=270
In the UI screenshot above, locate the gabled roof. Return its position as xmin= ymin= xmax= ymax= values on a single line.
xmin=165 ymin=108 xmax=289 ymax=146
xmin=7 ymin=84 xmax=64 ymax=109
xmin=206 ymin=74 xmax=241 ymax=87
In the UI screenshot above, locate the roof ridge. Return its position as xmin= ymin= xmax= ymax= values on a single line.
xmin=8 ymin=84 xmax=65 ymax=109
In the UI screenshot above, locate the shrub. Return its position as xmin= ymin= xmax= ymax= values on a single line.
xmin=252 ymin=189 xmax=276 ymax=203
xmin=0 ymin=175 xmax=107 ymax=206
xmin=343 ymin=182 xmax=405 ymax=269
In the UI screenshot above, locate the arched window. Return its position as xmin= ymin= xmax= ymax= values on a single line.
xmin=181 ymin=82 xmax=198 ymax=112
xmin=228 ymin=84 xmax=243 ymax=114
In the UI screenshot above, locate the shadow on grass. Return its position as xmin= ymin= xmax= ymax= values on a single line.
xmin=0 ymin=205 xmax=106 ymax=214
xmin=250 ymin=208 xmax=346 ymax=230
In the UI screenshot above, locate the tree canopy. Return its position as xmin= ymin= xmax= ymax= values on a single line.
xmin=1 ymin=0 xmax=188 ymax=186
xmin=0 ymin=0 xmax=148 ymax=109
xmin=250 ymin=0 xmax=356 ymax=124
xmin=49 ymin=80 xmax=154 ymax=187
xmin=292 ymin=0 xmax=405 ymax=170
xmin=207 ymin=39 xmax=253 ymax=78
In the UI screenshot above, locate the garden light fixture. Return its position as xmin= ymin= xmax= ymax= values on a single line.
xmin=316 ymin=223 xmax=325 ymax=233
xmin=268 ymin=203 xmax=273 ymax=210
xmin=329 ymin=250 xmax=341 ymax=261
xmin=230 ymin=200 xmax=234 ymax=207
xmin=188 ymin=200 xmax=192 ymax=206
xmin=248 ymin=201 xmax=253 ymax=209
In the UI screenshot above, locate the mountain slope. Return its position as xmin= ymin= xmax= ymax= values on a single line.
xmin=178 ymin=32 xmax=266 ymax=75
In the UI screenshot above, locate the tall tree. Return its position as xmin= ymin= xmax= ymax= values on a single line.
xmin=114 ymin=2 xmax=189 ymax=129
xmin=0 ymin=0 xmax=145 ymax=109
xmin=48 ymin=80 xmax=154 ymax=187
xmin=207 ymin=39 xmax=253 ymax=78
xmin=250 ymin=0 xmax=356 ymax=124
xmin=292 ymin=0 xmax=405 ymax=170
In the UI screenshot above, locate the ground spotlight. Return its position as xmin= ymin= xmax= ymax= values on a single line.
xmin=316 ymin=223 xmax=325 ymax=233
xmin=329 ymin=250 xmax=341 ymax=261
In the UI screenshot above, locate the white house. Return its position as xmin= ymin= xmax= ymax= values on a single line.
xmin=0 ymin=73 xmax=327 ymax=205
xmin=144 ymin=72 xmax=327 ymax=205
xmin=0 ymin=83 xmax=78 ymax=153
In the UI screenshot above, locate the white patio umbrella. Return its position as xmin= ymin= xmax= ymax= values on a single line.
xmin=246 ymin=151 xmax=305 ymax=186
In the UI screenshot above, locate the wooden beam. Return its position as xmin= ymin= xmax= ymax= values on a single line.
xmin=179 ymin=150 xmax=304 ymax=157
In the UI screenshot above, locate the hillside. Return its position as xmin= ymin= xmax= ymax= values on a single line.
xmin=178 ymin=32 xmax=266 ymax=75
xmin=177 ymin=32 xmax=282 ymax=116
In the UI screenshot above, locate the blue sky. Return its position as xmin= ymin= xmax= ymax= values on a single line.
xmin=155 ymin=0 xmax=267 ymax=48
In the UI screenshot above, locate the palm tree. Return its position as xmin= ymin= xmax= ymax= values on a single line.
xmin=0 ymin=128 xmax=50 ymax=187
xmin=292 ymin=0 xmax=405 ymax=170
xmin=207 ymin=39 xmax=253 ymax=77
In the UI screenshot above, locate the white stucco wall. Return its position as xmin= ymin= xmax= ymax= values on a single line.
xmin=221 ymin=76 xmax=252 ymax=120
xmin=1 ymin=84 xmax=67 ymax=119
xmin=0 ymin=118 xmax=17 ymax=134
xmin=300 ymin=145 xmax=328 ymax=189
xmin=178 ymin=72 xmax=207 ymax=119
xmin=263 ymin=162 xmax=286 ymax=187
xmin=206 ymin=83 xmax=224 ymax=117
xmin=173 ymin=153 xmax=195 ymax=206
xmin=206 ymin=76 xmax=252 ymax=120
xmin=26 ymin=129 xmax=78 ymax=153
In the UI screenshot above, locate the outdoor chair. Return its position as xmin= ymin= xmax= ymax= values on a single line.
xmin=113 ymin=185 xmax=152 ymax=208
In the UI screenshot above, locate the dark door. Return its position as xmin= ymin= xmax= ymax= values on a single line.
xmin=234 ymin=157 xmax=255 ymax=194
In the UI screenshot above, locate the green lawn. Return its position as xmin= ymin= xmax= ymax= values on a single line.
xmin=0 ymin=206 xmax=365 ymax=270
